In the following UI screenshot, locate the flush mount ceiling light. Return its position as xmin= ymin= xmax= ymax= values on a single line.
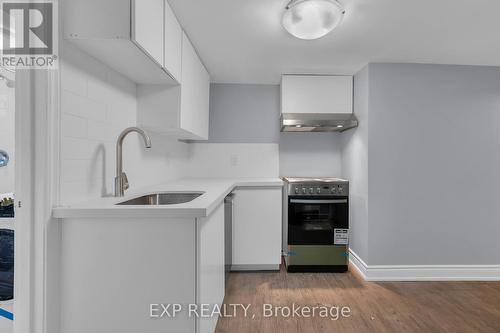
xmin=282 ymin=0 xmax=345 ymax=40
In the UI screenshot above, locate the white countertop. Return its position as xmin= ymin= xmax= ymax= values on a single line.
xmin=52 ymin=178 xmax=283 ymax=219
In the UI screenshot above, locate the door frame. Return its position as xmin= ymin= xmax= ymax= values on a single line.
xmin=14 ymin=66 xmax=60 ymax=333
xmin=11 ymin=0 xmax=61 ymax=330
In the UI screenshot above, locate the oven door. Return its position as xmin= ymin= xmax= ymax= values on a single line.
xmin=288 ymin=197 xmax=348 ymax=245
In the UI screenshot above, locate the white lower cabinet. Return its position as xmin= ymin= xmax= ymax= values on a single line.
xmin=60 ymin=217 xmax=196 ymax=333
xmin=196 ymin=203 xmax=225 ymax=333
xmin=60 ymin=207 xmax=226 ymax=333
xmin=57 ymin=185 xmax=282 ymax=333
xmin=232 ymin=187 xmax=282 ymax=270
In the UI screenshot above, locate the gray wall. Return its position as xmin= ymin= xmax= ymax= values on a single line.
xmin=207 ymin=83 xmax=344 ymax=177
xmin=280 ymin=133 xmax=342 ymax=177
xmin=341 ymin=66 xmax=369 ymax=261
xmin=350 ymin=63 xmax=500 ymax=265
xmin=206 ymin=84 xmax=281 ymax=143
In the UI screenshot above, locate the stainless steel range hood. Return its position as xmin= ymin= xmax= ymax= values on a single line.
xmin=280 ymin=113 xmax=358 ymax=132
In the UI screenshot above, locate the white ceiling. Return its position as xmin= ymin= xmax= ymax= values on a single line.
xmin=168 ymin=0 xmax=500 ymax=84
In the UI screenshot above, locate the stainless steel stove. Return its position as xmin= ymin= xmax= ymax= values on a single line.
xmin=282 ymin=177 xmax=349 ymax=272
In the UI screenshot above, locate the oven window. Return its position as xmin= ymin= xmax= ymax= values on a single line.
xmin=288 ymin=198 xmax=348 ymax=245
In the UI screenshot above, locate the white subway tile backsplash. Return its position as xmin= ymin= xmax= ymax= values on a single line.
xmin=106 ymin=105 xmax=136 ymax=127
xmin=186 ymin=143 xmax=279 ymax=178
xmin=107 ymin=67 xmax=137 ymax=97
xmin=60 ymin=61 xmax=88 ymax=97
xmin=62 ymin=137 xmax=100 ymax=160
xmin=61 ymin=90 xmax=107 ymax=121
xmin=87 ymin=75 xmax=114 ymax=104
xmin=59 ymin=51 xmax=286 ymax=208
xmin=87 ymin=120 xmax=112 ymax=142
xmin=62 ymin=114 xmax=87 ymax=139
xmin=61 ymin=159 xmax=90 ymax=183
xmin=59 ymin=41 xmax=189 ymax=205
xmin=60 ymin=179 xmax=108 ymax=205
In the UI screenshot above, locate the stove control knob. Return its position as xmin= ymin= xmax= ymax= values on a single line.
xmin=309 ymin=188 xmax=314 ymax=194
xmin=331 ymin=187 xmax=337 ymax=193
xmin=316 ymin=187 xmax=321 ymax=194
xmin=338 ymin=186 xmax=343 ymax=193
xmin=294 ymin=187 xmax=299 ymax=194
xmin=302 ymin=188 xmax=307 ymax=194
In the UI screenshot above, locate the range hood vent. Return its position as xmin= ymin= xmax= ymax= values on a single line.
xmin=281 ymin=113 xmax=358 ymax=132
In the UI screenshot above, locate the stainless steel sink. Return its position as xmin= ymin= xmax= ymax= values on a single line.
xmin=116 ymin=192 xmax=204 ymax=206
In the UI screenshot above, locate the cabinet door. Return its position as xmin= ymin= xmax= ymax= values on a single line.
xmin=132 ymin=0 xmax=164 ymax=66
xmin=197 ymin=203 xmax=225 ymax=333
xmin=164 ymin=0 xmax=182 ymax=82
xmin=180 ymin=33 xmax=210 ymax=140
xmin=64 ymin=0 xmax=131 ymax=39
xmin=232 ymin=188 xmax=282 ymax=269
xmin=281 ymin=75 xmax=353 ymax=114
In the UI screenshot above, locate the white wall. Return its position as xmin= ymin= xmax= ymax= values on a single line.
xmin=0 ymin=77 xmax=15 ymax=195
xmin=341 ymin=66 xmax=369 ymax=260
xmin=59 ymin=41 xmax=191 ymax=205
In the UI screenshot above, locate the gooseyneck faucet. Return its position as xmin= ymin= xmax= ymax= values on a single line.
xmin=115 ymin=127 xmax=152 ymax=197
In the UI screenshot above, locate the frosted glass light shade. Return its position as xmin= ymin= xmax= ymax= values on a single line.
xmin=282 ymin=0 xmax=345 ymax=40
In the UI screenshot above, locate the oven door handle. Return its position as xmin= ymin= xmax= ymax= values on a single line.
xmin=290 ymin=199 xmax=348 ymax=204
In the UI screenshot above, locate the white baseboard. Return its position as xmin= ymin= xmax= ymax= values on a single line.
xmin=231 ymin=264 xmax=280 ymax=271
xmin=349 ymin=249 xmax=500 ymax=281
xmin=348 ymin=249 xmax=369 ymax=279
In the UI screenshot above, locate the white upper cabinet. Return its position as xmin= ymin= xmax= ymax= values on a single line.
xmin=131 ymin=0 xmax=164 ymax=66
xmin=64 ymin=0 xmax=181 ymax=84
xmin=179 ymin=33 xmax=210 ymax=139
xmin=137 ymin=33 xmax=210 ymax=140
xmin=281 ymin=75 xmax=353 ymax=114
xmin=163 ymin=1 xmax=183 ymax=82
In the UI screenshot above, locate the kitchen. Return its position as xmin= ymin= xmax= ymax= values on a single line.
xmin=2 ymin=0 xmax=500 ymax=333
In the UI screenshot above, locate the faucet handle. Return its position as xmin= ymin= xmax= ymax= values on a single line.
xmin=122 ymin=172 xmax=129 ymax=191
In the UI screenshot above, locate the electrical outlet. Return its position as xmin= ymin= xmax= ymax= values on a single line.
xmin=230 ymin=154 xmax=239 ymax=166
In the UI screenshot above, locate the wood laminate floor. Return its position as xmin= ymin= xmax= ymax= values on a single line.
xmin=215 ymin=263 xmax=500 ymax=333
